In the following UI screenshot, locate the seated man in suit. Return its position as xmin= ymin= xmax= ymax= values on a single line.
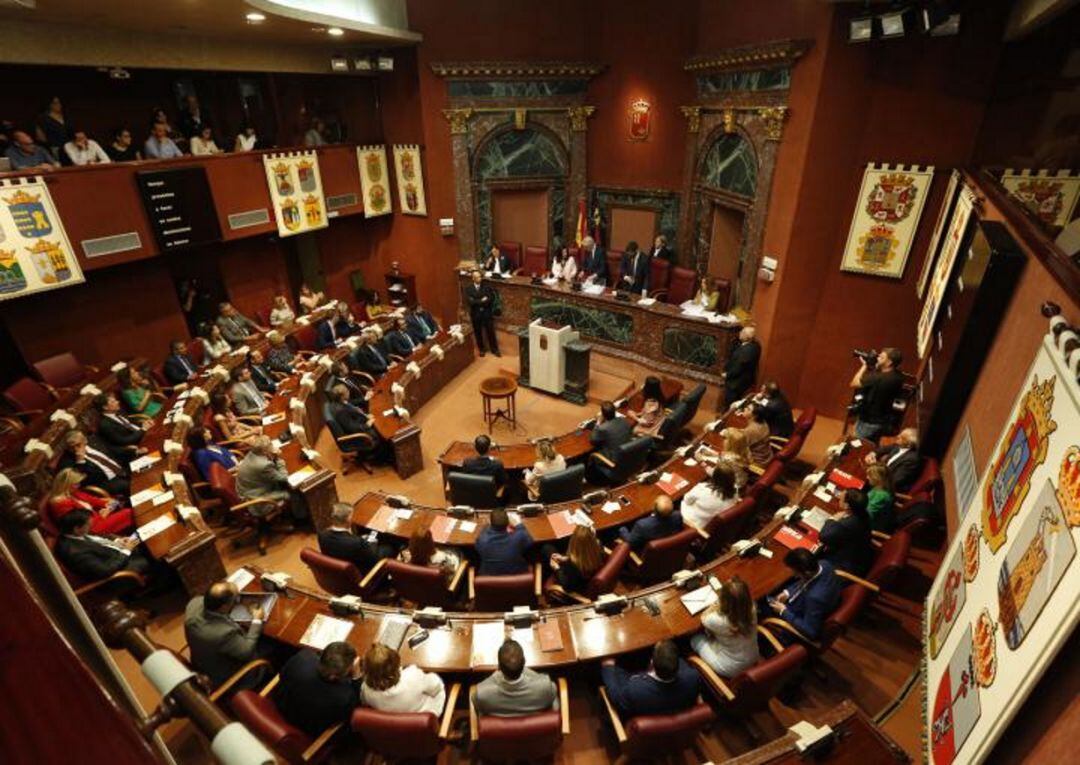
xmin=327 ymin=385 xmax=387 ymax=461
xmin=236 ymin=436 xmax=305 ymax=524
xmin=348 ymin=330 xmax=391 ymax=377
xmin=600 ymin=640 xmax=700 ymax=718
xmin=92 ymin=393 xmax=148 ymax=457
xmin=462 ymin=435 xmax=508 ymax=488
xmin=315 ymin=316 xmax=342 ymax=350
xmin=384 ymin=316 xmax=419 ymax=356
xmin=333 ymin=300 xmax=363 ymax=337
xmin=755 ymin=381 xmax=794 ymax=439
xmin=54 ymin=509 xmax=150 ymax=580
xmin=184 ymin=580 xmax=270 ymax=689
xmin=474 ymin=638 xmax=557 ymax=716
xmin=618 ymin=240 xmax=651 ymax=295
xmin=229 ymin=365 xmax=270 ymax=416
xmin=618 ymin=496 xmax=683 ymax=551
xmin=764 ymin=548 xmax=841 ymax=643
xmin=163 ymin=339 xmax=200 ymax=386
xmin=819 ymin=489 xmax=874 ymax=577
xmin=325 ymin=360 xmax=368 ymax=407
xmin=589 ymin=402 xmax=633 ymax=463
xmin=274 ymin=641 xmax=360 ymax=737
xmin=405 ymin=304 xmax=440 ymax=344
xmin=247 ymin=349 xmax=279 ymax=394
xmin=864 ymin=427 xmax=921 ymax=492
xmin=216 ymin=302 xmax=263 ymax=346
xmin=579 ymin=235 xmax=607 ymax=284
xmin=476 ymin=508 xmax=533 ymax=575
xmin=482 ymin=244 xmax=513 ymax=276
xmin=58 ymin=429 xmax=131 ymax=497
xmin=318 ymin=502 xmax=395 ymax=572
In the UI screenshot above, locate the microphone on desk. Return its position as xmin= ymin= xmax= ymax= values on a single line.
xmin=582 ymin=490 xmax=608 ymax=506
xmin=386 ymin=494 xmax=411 ymax=509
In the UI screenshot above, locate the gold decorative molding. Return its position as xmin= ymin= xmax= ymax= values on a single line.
xmin=680 ymin=106 xmax=702 ymax=133
xmin=431 ymin=61 xmax=606 ymax=79
xmin=513 ymin=108 xmax=527 ymax=130
xmin=757 ymin=107 xmax=787 ymax=141
xmin=685 ymin=39 xmax=812 ymax=73
xmin=442 ymin=108 xmax=474 ymax=135
xmin=567 ymin=106 xmax=596 ymax=132
xmin=722 ymin=109 xmax=736 ymax=134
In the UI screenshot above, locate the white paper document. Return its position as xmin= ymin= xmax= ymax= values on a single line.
xmin=300 ymin=614 xmax=354 ymax=650
xmin=471 ymin=621 xmax=506 ymax=666
xmin=136 ymin=514 xmax=176 ymax=542
xmin=680 ymin=584 xmax=719 ymax=616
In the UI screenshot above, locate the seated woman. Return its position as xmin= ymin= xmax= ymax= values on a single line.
xmin=681 ymin=462 xmax=738 ymax=531
xmin=629 ymin=397 xmax=664 ymax=437
xmin=550 ymin=247 xmax=577 ymax=282
xmin=186 ymin=427 xmax=237 ymax=481
xmin=545 ymin=525 xmax=604 ymax=595
xmin=693 ymin=276 xmax=722 ymax=312
xmin=523 ymin=439 xmax=566 ymax=500
xmin=398 ymin=527 xmax=461 ymax=576
xmin=690 ymin=576 xmax=759 ymax=677
xmin=360 ymin=290 xmax=388 ymax=321
xmin=718 ymin=427 xmax=751 ymax=491
xmin=201 ymin=323 xmax=232 ymax=362
xmin=266 ymin=331 xmax=298 ymax=374
xmin=47 ymin=467 xmax=134 ymax=535
xmin=865 ymin=464 xmax=896 ymax=533
xmin=118 ymin=366 xmax=163 ymax=418
xmin=268 ymin=294 xmax=296 ymax=329
xmin=210 ymin=391 xmax=262 ymax=445
xmin=640 ymin=375 xmax=670 ymax=407
xmin=741 ymin=405 xmax=773 ymax=468
xmin=298 ymin=283 xmax=325 ymax=315
xmin=360 ymin=644 xmax=446 ymax=714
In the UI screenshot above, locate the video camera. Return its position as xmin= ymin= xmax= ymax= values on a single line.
xmin=852 ymin=348 xmax=878 ymax=369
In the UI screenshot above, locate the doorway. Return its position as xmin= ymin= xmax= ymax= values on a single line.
xmin=707 ymin=203 xmax=746 ymax=284
xmin=492 ymin=189 xmax=549 ymax=250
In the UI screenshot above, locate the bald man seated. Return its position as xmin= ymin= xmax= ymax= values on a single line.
xmin=617 ymin=496 xmax=683 ymax=551
xmin=183 ymin=580 xmax=271 ymax=690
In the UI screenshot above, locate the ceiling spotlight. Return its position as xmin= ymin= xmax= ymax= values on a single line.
xmin=354 ymin=58 xmax=373 ymax=71
xmin=879 ymin=8 xmax=916 ymax=39
xmin=245 ymin=12 xmax=266 ymax=22
xmin=849 ymin=16 xmax=875 ymax=43
xmin=920 ymin=8 xmax=961 ymax=36
xmin=377 ymin=56 xmax=394 ymax=72
xmin=327 ymin=27 xmax=344 ymax=37
xmin=330 ymin=56 xmax=349 ymax=72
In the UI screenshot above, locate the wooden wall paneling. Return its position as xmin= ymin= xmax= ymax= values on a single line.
xmin=316 ymin=144 xmax=365 ymax=220
xmin=203 ymin=152 xmax=277 ymax=241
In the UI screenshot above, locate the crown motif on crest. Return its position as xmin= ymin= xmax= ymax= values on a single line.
xmin=1057 ymin=445 xmax=1080 ymax=527
xmin=302 ymin=194 xmax=320 ymax=205
xmin=281 ymin=198 xmax=298 ymax=208
xmin=297 ymin=159 xmax=313 ymax=170
xmin=878 ymin=172 xmax=914 ymax=189
xmin=865 ymin=223 xmax=897 ymax=238
xmin=0 ymin=248 xmax=16 ymax=265
xmin=1024 ymin=375 xmax=1057 ymax=444
xmin=4 ymin=189 xmax=40 ymax=205
xmin=272 ymin=162 xmax=290 ymax=174
xmin=27 ymin=240 xmax=57 ymax=255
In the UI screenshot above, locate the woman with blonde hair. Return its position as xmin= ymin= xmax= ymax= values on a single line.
xmin=360 ymin=643 xmax=446 ymax=714
xmin=399 ymin=527 xmax=461 ymax=576
xmin=690 ymin=576 xmax=759 ymax=676
xmin=268 ymin=294 xmax=295 ymax=328
xmin=719 ymin=427 xmax=751 ymax=490
xmin=547 ymin=525 xmax=604 ymax=594
xmin=865 ymin=464 xmax=896 ymax=532
xmin=47 ymin=468 xmax=134 ymax=535
xmin=523 ymin=439 xmax=566 ymax=499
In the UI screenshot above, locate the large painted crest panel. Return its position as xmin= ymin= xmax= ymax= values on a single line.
xmin=357 ymin=145 xmax=392 ymax=218
xmin=262 ymin=151 xmax=328 ymax=237
xmin=0 ymin=176 xmax=84 ymax=301
xmin=392 ymin=144 xmax=428 ymax=217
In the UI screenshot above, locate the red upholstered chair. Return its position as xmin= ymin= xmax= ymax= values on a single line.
xmin=470 ymin=678 xmax=569 ymax=761
xmin=793 ymin=407 xmax=817 ymax=437
xmin=648 ymin=257 xmax=671 ymax=297
xmin=469 ymin=564 xmax=542 ymax=611
xmin=206 ymin=463 xmax=287 ymax=555
xmin=905 ymin=457 xmax=942 ymax=501
xmin=291 ymin=324 xmax=319 ymax=355
xmin=230 ymin=688 xmax=340 ymax=764
xmin=627 ymin=527 xmax=698 ymax=584
xmin=712 ymin=277 xmax=732 ymax=312
xmin=771 ymin=433 xmax=805 ymax=463
xmin=566 ymin=246 xmax=582 ymax=270
xmin=546 ymin=541 xmax=632 ymax=604
xmin=32 ymin=352 xmax=97 ymax=391
xmin=605 ymin=250 xmax=624 ymax=287
xmin=598 ymin=690 xmax=716 ymax=761
xmin=498 ymin=242 xmax=522 ymax=271
xmin=186 ymin=338 xmax=206 ymax=367
xmin=659 ymin=267 xmax=697 ymax=304
xmin=383 ymin=558 xmax=468 ymax=608
xmin=300 ymin=547 xmax=386 ymax=597
xmin=3 ymin=377 xmax=55 ymax=418
xmin=697 ymin=496 xmax=758 ymax=560
xmin=746 ymin=460 xmax=784 ymax=500
xmin=254 ymin=308 xmax=271 ymax=328
xmin=521 ymin=246 xmax=549 ymax=276
xmin=350 ymin=684 xmax=461 ymax=761
xmin=866 ymin=528 xmax=912 ymax=592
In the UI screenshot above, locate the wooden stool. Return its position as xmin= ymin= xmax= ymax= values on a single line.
xmin=480 ymin=375 xmax=518 ymax=433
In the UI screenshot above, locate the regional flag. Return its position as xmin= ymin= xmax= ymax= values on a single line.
xmin=575 ymin=198 xmax=587 ymax=246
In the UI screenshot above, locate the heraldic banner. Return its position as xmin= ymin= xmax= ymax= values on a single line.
xmin=262 ymin=151 xmax=328 ymax=238
xmin=0 ymin=176 xmax=84 ymax=302
xmin=999 ymin=168 xmax=1080 ymax=229
xmin=916 ymin=182 xmax=978 ymax=358
xmin=916 ymin=169 xmax=962 ymax=299
xmin=391 ymin=144 xmax=427 ymax=217
xmin=923 ymin=324 xmax=1080 ymax=765
xmin=840 ymin=162 xmax=935 ymax=279
xmin=357 ymin=145 xmax=392 ymax=218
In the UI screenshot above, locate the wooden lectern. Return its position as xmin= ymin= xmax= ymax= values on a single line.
xmin=525 ymin=319 xmax=579 ymax=396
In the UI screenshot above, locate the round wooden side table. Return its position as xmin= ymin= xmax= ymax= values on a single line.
xmin=480 ymin=375 xmax=518 ymax=433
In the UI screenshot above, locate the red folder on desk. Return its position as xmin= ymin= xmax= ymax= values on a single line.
xmin=774 ymin=524 xmax=820 ymax=552
xmin=656 ymin=472 xmax=690 ymax=496
xmin=429 ymin=515 xmax=456 ymax=544
xmin=828 ymin=469 xmax=865 ymax=490
xmin=547 ymin=510 xmax=575 ymax=538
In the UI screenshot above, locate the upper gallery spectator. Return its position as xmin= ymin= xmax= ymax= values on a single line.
xmin=216 ymin=302 xmax=263 ymax=345
xmin=589 ymin=401 xmax=633 ymax=463
xmin=304 ymin=117 xmax=327 ymax=147
xmin=618 ymin=240 xmax=651 ymax=295
xmin=723 ymin=325 xmax=760 ymax=408
xmin=35 ymin=95 xmax=71 ymax=161
xmin=476 ymin=508 xmax=533 ymax=576
xmin=5 ymin=129 xmax=59 ymax=171
xmin=849 ymin=347 xmax=905 ymax=442
xmin=405 ymin=304 xmax=440 ymax=344
xmin=274 ymin=642 xmax=360 ymax=737
xmin=765 ymin=548 xmax=841 ymax=643
xmin=269 ymin=295 xmax=296 ymax=328
xmin=189 ymin=124 xmax=223 ymax=156
xmin=63 ymin=129 xmax=111 ymax=165
xmin=864 ymin=427 xmax=922 ymax=493
xmin=178 ymin=94 xmax=211 ymax=139
xmin=474 ymin=639 xmax=558 ymax=716
xmin=144 ymin=122 xmax=183 ymax=159
xmin=600 ymin=640 xmax=700 ymax=717
xmin=105 ymin=126 xmax=141 ymax=162
xmin=201 ymin=324 xmax=232 ymax=362
xmin=462 ymin=435 xmax=508 ymax=488
xmin=149 ymin=107 xmax=178 ymax=140
xmin=298 ymin=283 xmax=325 ymax=314
xmin=184 ymin=580 xmax=268 ymax=688
xmin=234 ymin=123 xmax=258 ymax=152
xmin=650 ymin=234 xmax=674 ymax=264
xmin=360 ymin=644 xmax=446 ymax=714
xmin=54 ymin=509 xmax=149 ymax=581
xmin=690 ymin=576 xmax=759 ymax=677
xmin=579 ymin=235 xmax=607 ymax=283
xmin=163 ymin=340 xmax=199 ymax=385
xmin=618 ymin=495 xmax=683 ymax=551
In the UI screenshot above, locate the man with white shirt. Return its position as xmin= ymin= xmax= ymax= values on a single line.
xmin=63 ymin=129 xmax=111 ymax=165
xmin=483 ymin=244 xmax=513 ymax=276
xmin=619 ymin=240 xmax=651 ymax=295
xmin=54 ymin=509 xmax=149 ymax=580
xmin=57 ymin=429 xmax=131 ymax=497
xmin=864 ymin=427 xmax=921 ymax=492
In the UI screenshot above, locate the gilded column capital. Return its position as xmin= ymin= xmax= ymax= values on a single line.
xmin=567 ymin=106 xmax=596 ymax=132
xmin=722 ymin=108 xmax=737 ymax=134
xmin=679 ymin=106 xmax=702 ymax=133
xmin=442 ymin=108 xmax=474 ymax=135
xmin=757 ymin=106 xmax=787 ymax=141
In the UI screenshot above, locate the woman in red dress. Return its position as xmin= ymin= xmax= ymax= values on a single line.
xmin=47 ymin=468 xmax=135 ymax=535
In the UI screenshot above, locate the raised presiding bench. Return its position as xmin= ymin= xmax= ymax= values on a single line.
xmin=457 ymin=272 xmax=740 ymax=385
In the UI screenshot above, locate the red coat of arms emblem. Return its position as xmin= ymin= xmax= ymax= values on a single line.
xmin=628 ymin=99 xmax=650 ymax=142
xmin=365 ymin=152 xmax=383 ymax=183
xmin=866 ymin=172 xmax=918 ymax=223
xmin=1012 ymin=179 xmax=1064 ymax=225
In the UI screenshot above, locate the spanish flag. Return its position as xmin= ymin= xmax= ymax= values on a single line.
xmin=575 ymin=198 xmax=587 ymax=246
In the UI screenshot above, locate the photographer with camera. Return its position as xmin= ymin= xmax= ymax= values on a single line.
xmin=849 ymin=347 xmax=904 ymax=442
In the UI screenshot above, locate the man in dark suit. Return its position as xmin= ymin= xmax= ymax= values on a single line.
xmin=600 ymin=640 xmax=700 ymax=717
xmin=92 ymin=393 xmax=146 ymax=457
xmin=580 ymin=236 xmax=607 ymax=283
xmin=163 ymin=339 xmax=199 ymax=386
xmin=315 ymin=317 xmax=342 ymax=350
xmin=216 ymin=302 xmax=262 ymax=346
xmin=618 ymin=496 xmax=683 ymax=551
xmin=589 ymin=402 xmax=633 ymax=462
xmin=865 ymin=427 xmax=921 ymax=492
xmin=325 ymin=361 xmax=368 ymax=408
xmin=723 ymin=326 xmax=761 ymax=408
xmin=318 ymin=503 xmax=394 ymax=572
xmin=54 ymin=509 xmax=150 ymax=580
xmin=464 ymin=269 xmax=500 ymax=356
xmin=650 ymin=234 xmax=674 ymax=265
xmin=819 ymin=490 xmax=874 ymax=577
xmin=482 ymin=245 xmax=513 ymax=276
xmin=405 ymin=305 xmax=439 ymax=344
xmin=384 ymin=317 xmax=419 ymax=356
xmin=476 ymin=508 xmax=533 ymax=575
xmin=765 ymin=548 xmax=841 ymax=643
xmin=274 ymin=642 xmax=360 ymax=737
xmin=349 ymin=331 xmax=391 ymax=377
xmin=247 ymin=349 xmax=279 ymax=394
xmin=328 ymin=385 xmax=386 ymax=461
xmin=58 ymin=430 xmax=131 ymax=497
xmin=756 ymin=382 xmax=794 ymax=438
xmin=462 ymin=435 xmax=508 ymax=487
xmin=618 ymin=241 xmax=652 ymax=294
